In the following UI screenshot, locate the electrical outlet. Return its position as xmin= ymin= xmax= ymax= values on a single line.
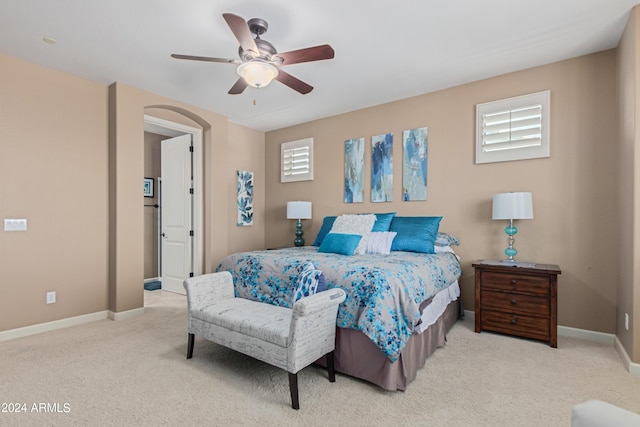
xmin=625 ymin=313 xmax=629 ymax=331
xmin=46 ymin=291 xmax=56 ymax=304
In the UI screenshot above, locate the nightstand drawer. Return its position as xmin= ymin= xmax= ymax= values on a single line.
xmin=480 ymin=310 xmax=550 ymax=341
xmin=481 ymin=290 xmax=549 ymax=316
xmin=481 ymin=271 xmax=550 ymax=296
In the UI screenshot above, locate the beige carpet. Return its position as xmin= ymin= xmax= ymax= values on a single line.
xmin=1 ymin=290 xmax=638 ymax=427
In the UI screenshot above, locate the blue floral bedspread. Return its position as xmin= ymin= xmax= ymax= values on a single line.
xmin=216 ymin=247 xmax=462 ymax=361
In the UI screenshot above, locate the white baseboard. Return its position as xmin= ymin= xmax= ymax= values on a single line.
xmin=557 ymin=325 xmax=615 ymax=345
xmin=463 ymin=310 xmax=639 ymax=376
xmin=108 ymin=307 xmax=145 ymax=321
xmin=614 ymin=335 xmax=640 ymax=376
xmin=1 ymin=306 xmax=146 ymax=342
xmin=0 ymin=311 xmax=108 ymax=342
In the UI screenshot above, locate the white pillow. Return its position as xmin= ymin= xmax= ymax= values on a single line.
xmin=434 ymin=245 xmax=456 ymax=254
xmin=366 ymin=231 xmax=397 ymax=254
xmin=329 ymin=214 xmax=376 ymax=255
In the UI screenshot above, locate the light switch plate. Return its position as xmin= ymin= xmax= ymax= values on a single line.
xmin=4 ymin=219 xmax=27 ymax=231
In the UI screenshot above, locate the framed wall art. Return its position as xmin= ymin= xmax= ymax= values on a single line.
xmin=236 ymin=170 xmax=254 ymax=226
xmin=371 ymin=133 xmax=393 ymax=202
xmin=344 ymin=137 xmax=364 ymax=203
xmin=143 ymin=177 xmax=154 ymax=198
xmin=402 ymin=127 xmax=428 ymax=201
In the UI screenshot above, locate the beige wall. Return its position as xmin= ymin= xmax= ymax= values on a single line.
xmin=617 ymin=7 xmax=640 ymax=361
xmin=0 ymin=54 xmax=109 ymax=330
xmin=109 ymin=84 xmax=268 ymax=314
xmin=1 ymin=22 xmax=638 ymax=363
xmin=1 ymin=54 xmax=266 ymax=331
xmin=266 ymin=51 xmax=622 ymax=342
xmin=227 ymin=123 xmax=266 ymax=254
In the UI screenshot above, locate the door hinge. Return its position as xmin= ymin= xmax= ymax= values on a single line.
xmin=189 ymin=146 xmax=194 ymax=152
xmin=189 ymin=272 xmax=194 ymax=278
xmin=189 ymin=188 xmax=194 ymax=195
xmin=189 ymin=230 xmax=194 ymax=237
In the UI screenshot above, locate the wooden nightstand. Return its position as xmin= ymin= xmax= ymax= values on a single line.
xmin=473 ymin=261 xmax=561 ymax=347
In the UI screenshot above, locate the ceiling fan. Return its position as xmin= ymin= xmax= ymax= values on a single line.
xmin=171 ymin=13 xmax=335 ymax=95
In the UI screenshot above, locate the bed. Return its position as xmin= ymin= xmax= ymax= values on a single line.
xmin=216 ymin=214 xmax=462 ymax=391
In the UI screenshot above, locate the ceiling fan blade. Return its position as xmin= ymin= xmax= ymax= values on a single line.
xmin=228 ymin=78 xmax=248 ymax=95
xmin=171 ymin=54 xmax=238 ymax=64
xmin=274 ymin=44 xmax=335 ymax=65
xmin=275 ymin=70 xmax=313 ymax=94
xmin=223 ymin=13 xmax=259 ymax=56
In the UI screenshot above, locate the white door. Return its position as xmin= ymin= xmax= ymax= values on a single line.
xmin=161 ymin=134 xmax=192 ymax=294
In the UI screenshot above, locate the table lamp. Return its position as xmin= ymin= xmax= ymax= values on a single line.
xmin=492 ymin=192 xmax=533 ymax=261
xmin=286 ymin=201 xmax=312 ymax=247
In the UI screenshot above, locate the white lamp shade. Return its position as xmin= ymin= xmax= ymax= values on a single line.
xmin=492 ymin=192 xmax=534 ymax=220
xmin=287 ymin=201 xmax=312 ymax=220
xmin=237 ymin=61 xmax=278 ymax=88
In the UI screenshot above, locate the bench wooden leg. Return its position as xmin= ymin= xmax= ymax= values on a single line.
xmin=326 ymin=351 xmax=336 ymax=382
xmin=288 ymin=372 xmax=299 ymax=410
xmin=187 ymin=333 xmax=194 ymax=359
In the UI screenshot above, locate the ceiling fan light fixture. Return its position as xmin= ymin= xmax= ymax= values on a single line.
xmin=237 ymin=61 xmax=278 ymax=88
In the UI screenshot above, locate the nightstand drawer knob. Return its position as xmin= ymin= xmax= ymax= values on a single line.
xmin=511 ymin=318 xmax=517 ymax=325
xmin=511 ymin=279 xmax=517 ymax=285
xmin=511 ymin=299 xmax=517 ymax=305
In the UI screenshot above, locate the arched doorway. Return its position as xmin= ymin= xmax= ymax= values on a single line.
xmin=143 ymin=114 xmax=203 ymax=295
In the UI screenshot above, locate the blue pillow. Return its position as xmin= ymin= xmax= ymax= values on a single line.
xmin=389 ymin=216 xmax=442 ymax=253
xmin=372 ymin=212 xmax=396 ymax=232
xmin=318 ymin=233 xmax=362 ymax=255
xmin=312 ymin=216 xmax=337 ymax=246
xmin=316 ymin=273 xmax=327 ymax=292
xmin=292 ymin=261 xmax=324 ymax=303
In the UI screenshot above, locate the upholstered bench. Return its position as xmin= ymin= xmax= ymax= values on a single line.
xmin=183 ymin=271 xmax=346 ymax=409
xmin=571 ymin=400 xmax=640 ymax=427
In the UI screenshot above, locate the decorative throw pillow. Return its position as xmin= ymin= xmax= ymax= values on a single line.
xmin=435 ymin=232 xmax=460 ymax=247
xmin=328 ymin=214 xmax=376 ymax=254
xmin=316 ymin=272 xmax=328 ymax=292
xmin=292 ymin=261 xmax=324 ymax=304
xmin=434 ymin=245 xmax=456 ymax=254
xmin=389 ymin=216 xmax=442 ymax=254
xmin=318 ymin=233 xmax=362 ymax=256
xmin=371 ymin=212 xmax=396 ymax=232
xmin=366 ymin=231 xmax=397 ymax=254
xmin=312 ymin=216 xmax=337 ymax=246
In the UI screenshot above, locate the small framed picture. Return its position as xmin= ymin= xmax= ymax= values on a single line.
xmin=143 ymin=178 xmax=154 ymax=198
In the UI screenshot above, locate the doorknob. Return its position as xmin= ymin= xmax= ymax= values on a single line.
xmin=161 ymin=232 xmax=167 ymax=238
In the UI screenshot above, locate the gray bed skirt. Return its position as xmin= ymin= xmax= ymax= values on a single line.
xmin=318 ymin=298 xmax=461 ymax=391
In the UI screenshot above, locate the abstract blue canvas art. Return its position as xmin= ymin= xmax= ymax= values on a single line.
xmin=402 ymin=127 xmax=428 ymax=201
xmin=236 ymin=170 xmax=254 ymax=226
xmin=344 ymin=137 xmax=364 ymax=203
xmin=371 ymin=133 xmax=393 ymax=202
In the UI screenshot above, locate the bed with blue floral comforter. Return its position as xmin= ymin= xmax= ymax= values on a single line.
xmin=216 ymin=246 xmax=462 ymax=362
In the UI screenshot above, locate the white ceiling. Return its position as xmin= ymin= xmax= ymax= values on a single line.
xmin=1 ymin=0 xmax=638 ymax=132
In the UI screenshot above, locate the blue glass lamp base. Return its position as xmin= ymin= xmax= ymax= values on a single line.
xmin=504 ymin=247 xmax=518 ymax=259
xmin=503 ymin=222 xmax=518 ymax=261
xmin=294 ymin=219 xmax=304 ymax=247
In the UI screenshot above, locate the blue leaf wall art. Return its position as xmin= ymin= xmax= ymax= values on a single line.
xmin=236 ymin=170 xmax=254 ymax=226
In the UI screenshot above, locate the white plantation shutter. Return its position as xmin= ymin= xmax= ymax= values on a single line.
xmin=476 ymin=91 xmax=550 ymax=164
xmin=281 ymin=138 xmax=313 ymax=182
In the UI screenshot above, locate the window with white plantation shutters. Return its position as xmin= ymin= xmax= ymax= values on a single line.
xmin=476 ymin=91 xmax=550 ymax=164
xmin=281 ymin=137 xmax=313 ymax=183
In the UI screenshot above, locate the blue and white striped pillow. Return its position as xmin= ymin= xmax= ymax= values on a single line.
xmin=292 ymin=261 xmax=326 ymax=304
